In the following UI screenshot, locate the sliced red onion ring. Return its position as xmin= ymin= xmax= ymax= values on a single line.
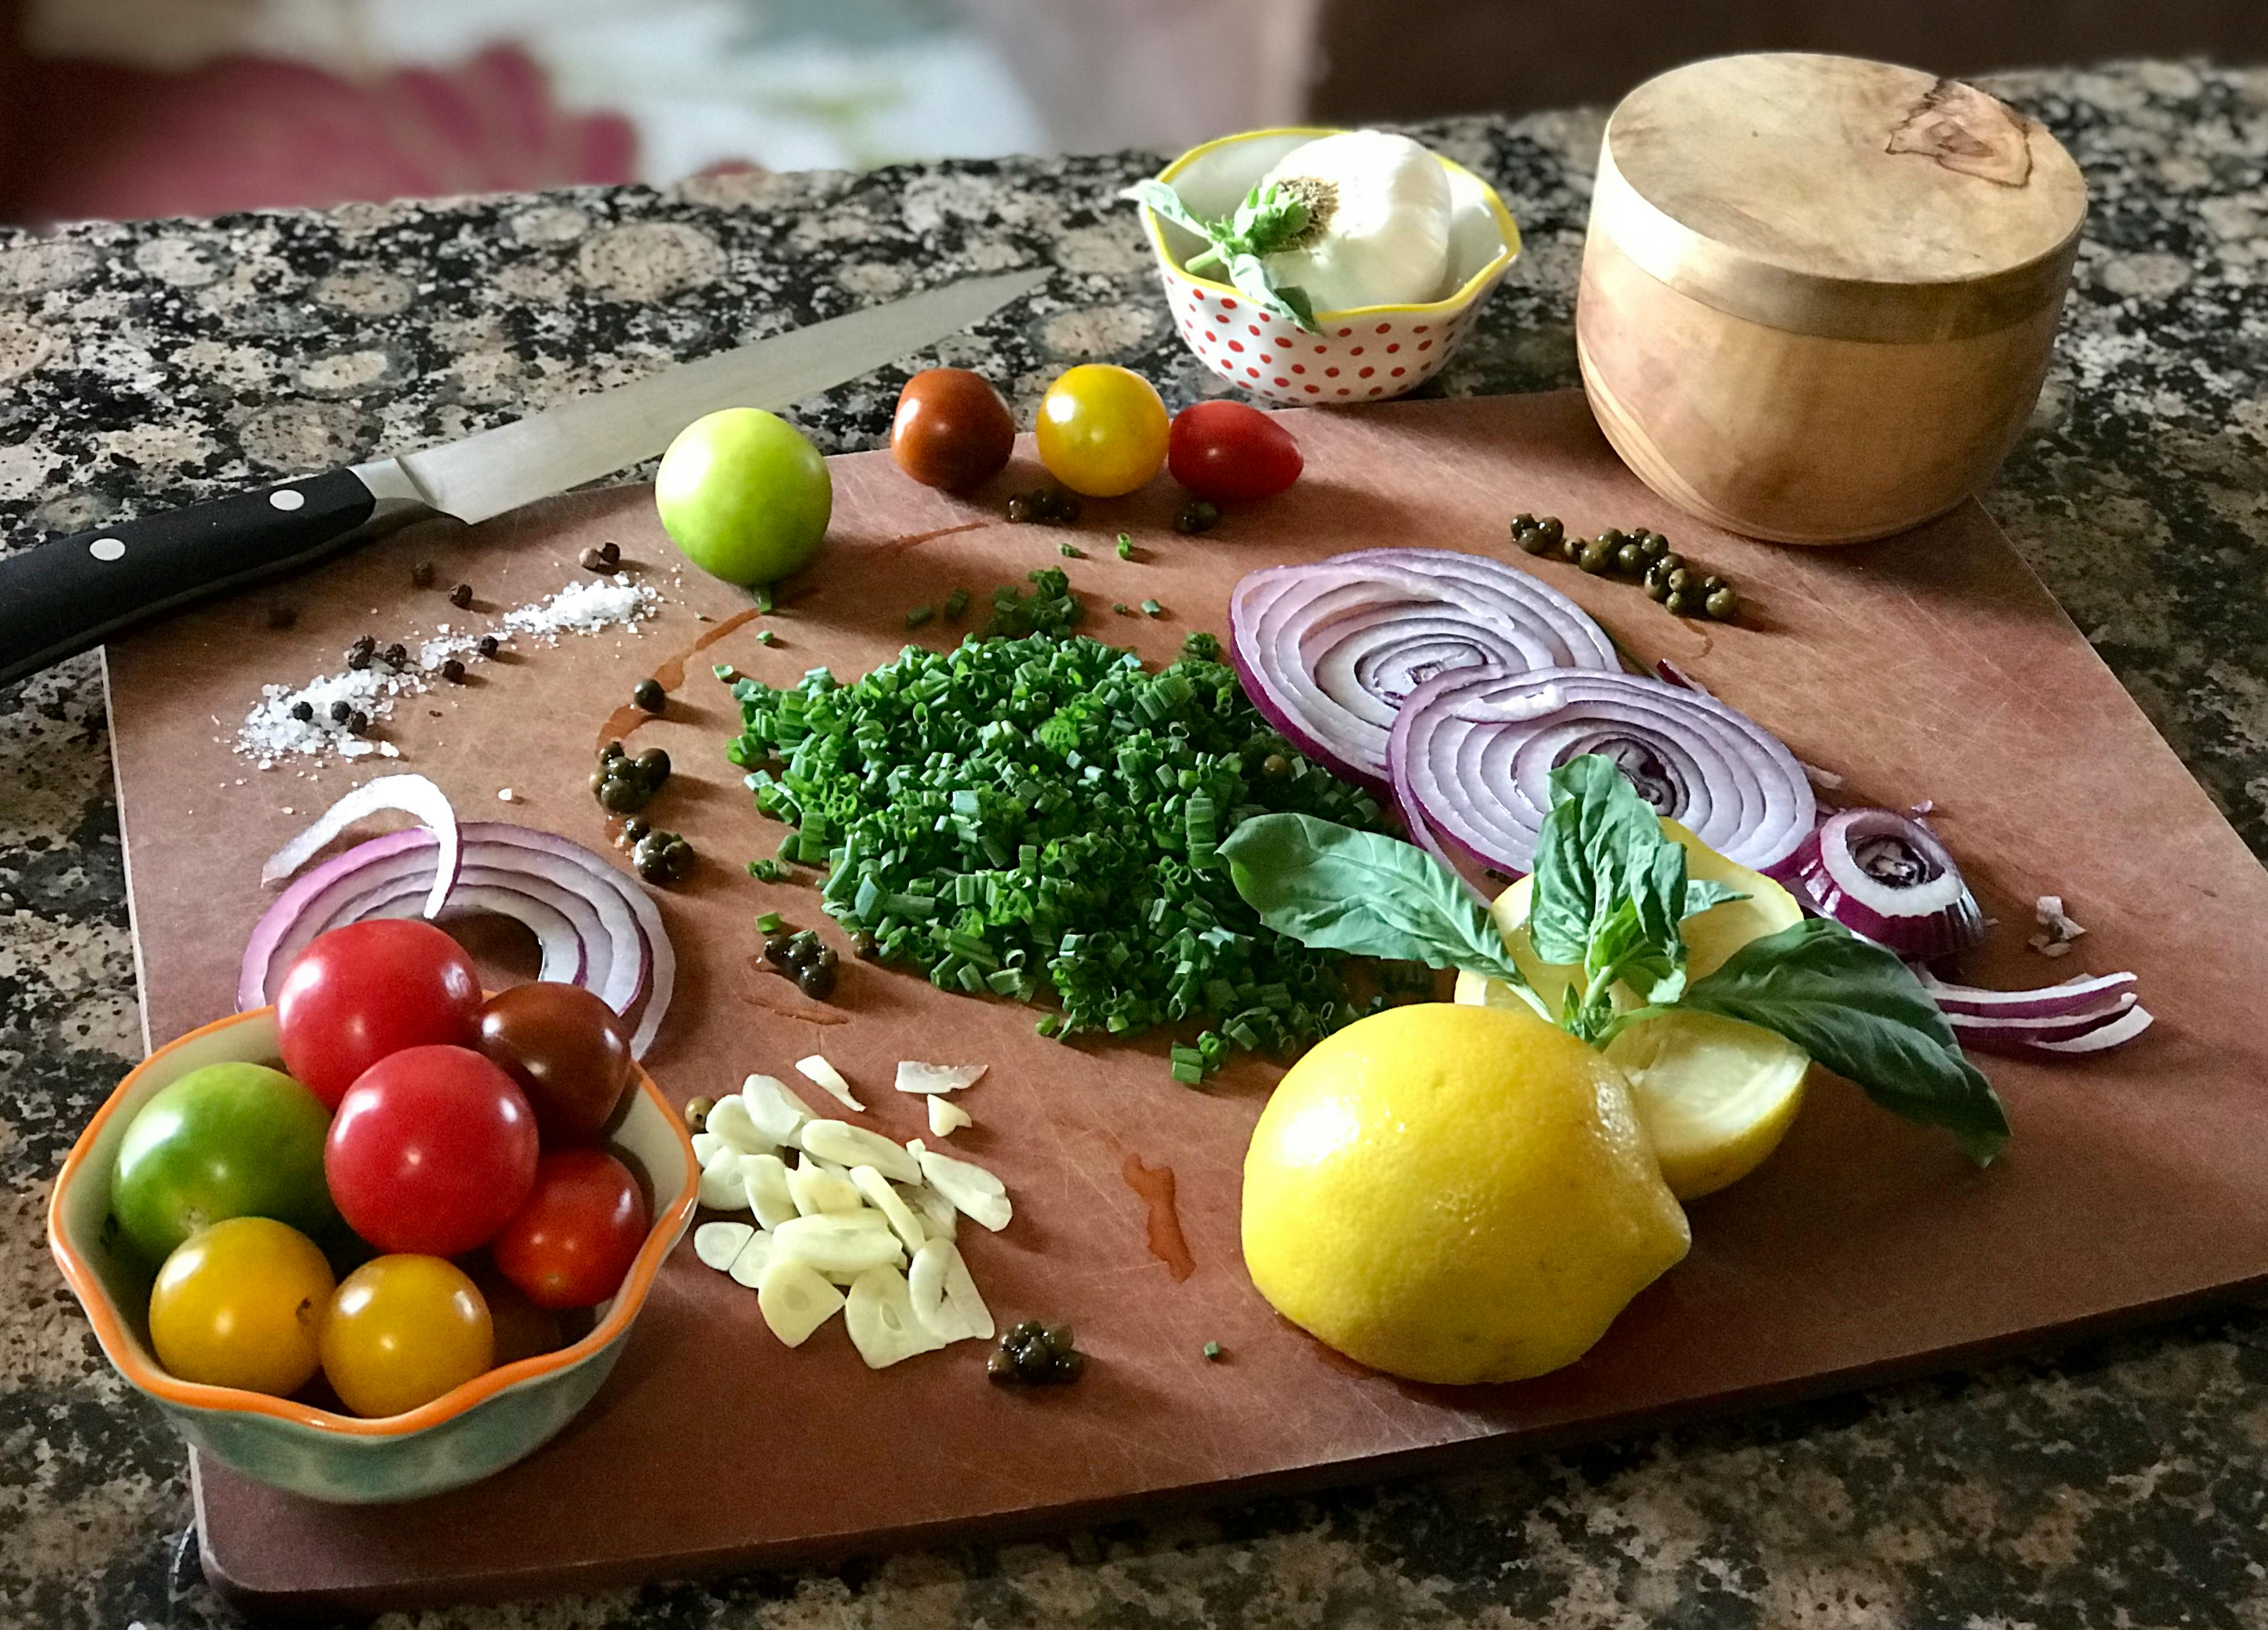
xmin=243 ymin=816 xmax=674 ymax=1058
xmin=260 ymin=772 xmax=460 ymax=919
xmin=1918 ymin=969 xmax=2138 ymax=1020
xmin=1228 ymin=549 xmax=1616 ymax=788
xmin=1385 ymin=665 xmax=1815 ymax=878
xmin=1792 ymin=808 xmax=1985 ymax=961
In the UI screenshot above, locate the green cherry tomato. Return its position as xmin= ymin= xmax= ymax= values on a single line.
xmin=655 ymin=407 xmax=832 ymax=586
xmin=110 ymin=1062 xmax=339 ymax=1266
xmin=148 ymin=1217 xmax=334 ymax=1396
xmin=1035 ymin=365 xmax=1170 ymax=498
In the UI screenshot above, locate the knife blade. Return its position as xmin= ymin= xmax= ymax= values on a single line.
xmin=0 ymin=268 xmax=1047 ymax=689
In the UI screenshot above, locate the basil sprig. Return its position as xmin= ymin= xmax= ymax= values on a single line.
xmin=1122 ymin=178 xmax=1321 ymax=333
xmin=1222 ymin=753 xmax=2012 ymax=1165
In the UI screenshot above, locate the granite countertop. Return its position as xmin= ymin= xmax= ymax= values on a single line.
xmin=6 ymin=57 xmax=2268 ymax=1629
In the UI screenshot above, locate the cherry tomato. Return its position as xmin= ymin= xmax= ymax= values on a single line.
xmin=467 ymin=1262 xmax=566 ymax=1365
xmin=475 ymin=983 xmax=634 ymax=1145
xmin=320 ymin=1255 xmax=494 ymax=1417
xmin=324 ymin=1044 xmax=539 ymax=1257
xmin=490 ymin=1149 xmax=649 ymax=1310
xmin=1167 ymin=400 xmax=1304 ymax=504
xmin=110 ymin=1061 xmax=338 ymax=1266
xmin=891 ymin=368 xmax=1016 ymax=492
xmin=148 ymin=1217 xmax=334 ymax=1396
xmin=275 ymin=920 xmax=482 ymax=1109
xmin=1035 ymin=365 xmax=1170 ymax=498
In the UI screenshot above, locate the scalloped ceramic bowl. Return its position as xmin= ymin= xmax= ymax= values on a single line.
xmin=48 ymin=1005 xmax=699 ymax=1505
xmin=1136 ymin=126 xmax=1521 ymax=406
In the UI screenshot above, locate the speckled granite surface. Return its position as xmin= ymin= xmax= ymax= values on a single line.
xmin=5 ymin=58 xmax=2268 ymax=1629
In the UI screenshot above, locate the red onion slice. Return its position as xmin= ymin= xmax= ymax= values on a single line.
xmin=1917 ymin=969 xmax=2151 ymax=1056
xmin=1228 ymin=549 xmax=1615 ymax=788
xmin=260 ymin=773 xmax=460 ymax=919
xmin=1792 ymin=808 xmax=1986 ymax=961
xmin=1386 ymin=665 xmax=1815 ymax=878
xmin=242 ymin=816 xmax=674 ymax=1058
xmin=1917 ymin=969 xmax=2139 ymax=1021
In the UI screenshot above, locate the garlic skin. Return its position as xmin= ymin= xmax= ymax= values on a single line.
xmin=1258 ymin=131 xmax=1453 ymax=313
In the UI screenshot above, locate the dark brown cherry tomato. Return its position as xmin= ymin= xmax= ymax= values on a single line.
xmin=1167 ymin=399 xmax=1304 ymax=505
xmin=475 ymin=982 xmax=634 ymax=1146
xmin=490 ymin=1149 xmax=649 ymax=1310
xmin=891 ymin=368 xmax=1017 ymax=492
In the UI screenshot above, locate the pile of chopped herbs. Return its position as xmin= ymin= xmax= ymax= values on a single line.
xmin=723 ymin=571 xmax=1395 ymax=1080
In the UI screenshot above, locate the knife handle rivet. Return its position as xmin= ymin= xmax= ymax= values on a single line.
xmin=268 ymin=488 xmax=307 ymax=512
xmin=88 ymin=537 xmax=125 ymax=562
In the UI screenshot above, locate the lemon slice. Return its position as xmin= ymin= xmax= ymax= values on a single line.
xmin=1456 ymin=816 xmax=1811 ymax=1200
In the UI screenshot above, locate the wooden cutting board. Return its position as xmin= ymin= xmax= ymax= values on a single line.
xmin=101 ymin=392 xmax=2268 ymax=1616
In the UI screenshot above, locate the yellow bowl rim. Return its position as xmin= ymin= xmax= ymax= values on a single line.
xmin=46 ymin=1004 xmax=702 ymax=1439
xmin=1137 ymin=125 xmax=1522 ymax=321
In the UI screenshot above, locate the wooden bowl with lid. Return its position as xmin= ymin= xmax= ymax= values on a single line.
xmin=1576 ymin=53 xmax=2088 ymax=545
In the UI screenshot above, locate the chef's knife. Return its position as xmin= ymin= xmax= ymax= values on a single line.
xmin=0 ymin=267 xmax=1047 ymax=689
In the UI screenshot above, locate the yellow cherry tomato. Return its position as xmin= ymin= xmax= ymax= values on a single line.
xmin=319 ymin=1255 xmax=494 ymax=1418
xmin=148 ymin=1217 xmax=334 ymax=1396
xmin=1035 ymin=365 xmax=1170 ymax=497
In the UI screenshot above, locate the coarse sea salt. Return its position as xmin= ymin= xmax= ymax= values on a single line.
xmin=235 ymin=573 xmax=659 ymax=766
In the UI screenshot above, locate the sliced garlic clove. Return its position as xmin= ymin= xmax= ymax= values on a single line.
xmin=704 ymin=1093 xmax=771 ymax=1155
xmin=691 ymin=1131 xmax=725 ymax=1168
xmin=803 ymin=1151 xmax=851 ymax=1179
xmin=844 ymin=1265 xmax=942 ymax=1369
xmin=850 ymin=1166 xmax=926 ymax=1253
xmin=899 ymin=1181 xmax=958 ymax=1241
xmin=800 ymin=1119 xmax=920 ymax=1184
xmin=927 ymin=1096 xmax=972 ymax=1138
xmin=786 ymin=1155 xmax=863 ymax=1217
xmin=916 ymin=1146 xmax=1012 ymax=1232
xmin=727 ymin=1229 xmax=774 ymax=1289
xmin=794 ymin=1054 xmax=864 ymax=1112
xmin=908 ymin=1237 xmax=995 ymax=1343
xmin=771 ymin=1213 xmax=907 ymax=1276
xmin=741 ymin=1152 xmax=798 ymax=1229
xmin=693 ymin=1221 xmax=755 ymax=1270
xmin=756 ymin=1258 xmax=844 ymax=1347
xmin=741 ymin=1073 xmax=815 ymax=1147
xmin=894 ymin=1061 xmax=988 ymax=1095
xmin=698 ymin=1150 xmax=752 ymax=1210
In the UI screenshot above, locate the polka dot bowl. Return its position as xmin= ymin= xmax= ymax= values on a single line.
xmin=1134 ymin=126 xmax=1521 ymax=405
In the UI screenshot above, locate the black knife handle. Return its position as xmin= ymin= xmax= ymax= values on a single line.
xmin=0 ymin=469 xmax=381 ymax=689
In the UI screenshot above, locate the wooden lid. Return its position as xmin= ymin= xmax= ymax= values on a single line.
xmin=1592 ymin=53 xmax=2088 ymax=343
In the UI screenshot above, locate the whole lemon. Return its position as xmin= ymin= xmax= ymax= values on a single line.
xmin=1242 ymin=1002 xmax=1689 ymax=1385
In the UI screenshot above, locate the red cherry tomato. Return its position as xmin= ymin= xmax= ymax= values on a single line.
xmin=324 ymin=1045 xmax=539 ymax=1257
xmin=489 ymin=1149 xmax=649 ymax=1310
xmin=1167 ymin=400 xmax=1304 ymax=505
xmin=275 ymin=920 xmax=482 ymax=1109
xmin=474 ymin=983 xmax=634 ymax=1146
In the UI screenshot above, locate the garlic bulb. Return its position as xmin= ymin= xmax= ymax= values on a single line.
xmin=1257 ymin=131 xmax=1453 ymax=313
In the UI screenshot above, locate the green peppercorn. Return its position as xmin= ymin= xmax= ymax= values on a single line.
xmin=797 ymin=958 xmax=838 ymax=1000
xmin=633 ymin=830 xmax=693 ymax=884
xmin=683 ymin=1095 xmax=715 ymax=1134
xmin=1559 ymin=531 xmax=1584 ymax=563
xmin=1261 ymin=752 xmax=1290 ymax=780
xmin=636 ymin=746 xmax=670 ymax=787
xmin=1534 ymin=517 xmax=1563 ymax=547
xmin=1665 ymin=567 xmax=1692 ymax=594
xmin=1698 ymin=573 xmax=1725 ymax=595
xmin=852 ymin=931 xmax=879 ymax=960
xmin=763 ymin=934 xmax=795 ymax=970
xmin=620 ymin=816 xmax=651 ymax=844
xmin=1657 ymin=551 xmax=1685 ymax=576
xmin=1704 ymin=585 xmax=1740 ymax=620
xmin=1578 ymin=536 xmax=1616 ymax=573
xmin=1175 ymin=498 xmax=1221 ymax=534
xmin=1006 ymin=493 xmax=1033 ymax=523
xmin=597 ymin=772 xmax=649 ymax=813
xmin=1510 ymin=511 xmax=1536 ymax=532
xmin=1665 ymin=589 xmax=1694 ymax=617
xmin=632 ymin=677 xmax=665 ymax=713
xmin=1614 ymin=540 xmax=1648 ymax=573
xmin=601 ymin=740 xmax=625 ymax=761
xmin=1513 ymin=522 xmax=1554 ymax=556
xmin=1637 ymin=531 xmax=1668 ymax=561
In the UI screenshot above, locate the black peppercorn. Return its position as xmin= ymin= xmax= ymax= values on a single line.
xmin=348 ymin=709 xmax=369 ymax=734
xmin=441 ymin=658 xmax=466 ymax=683
xmin=477 ymin=634 xmax=499 ymax=658
xmin=329 ymin=700 xmax=351 ymax=724
xmin=597 ymin=772 xmax=649 ymax=813
xmin=411 ymin=561 xmax=437 ymax=587
xmin=383 ymin=642 xmax=408 ymax=669
xmin=632 ymin=829 xmax=694 ymax=884
xmin=1005 ymin=493 xmax=1033 ymax=523
xmin=289 ymin=700 xmax=314 ymax=722
xmin=601 ymin=740 xmax=625 ymax=761
xmin=448 ymin=582 xmax=473 ymax=609
xmin=598 ymin=540 xmax=620 ymax=567
xmin=346 ymin=635 xmax=375 ymax=670
xmin=851 ymin=931 xmax=879 ymax=960
xmin=763 ymin=934 xmax=795 ymax=969
xmin=632 ymin=677 xmax=665 ymax=713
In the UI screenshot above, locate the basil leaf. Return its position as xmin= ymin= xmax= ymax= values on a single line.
xmin=1680 ymin=918 xmax=2012 ymax=1164
xmin=1682 ymin=878 xmax=1747 ymax=919
xmin=1220 ymin=814 xmax=1530 ymax=988
xmin=1530 ymin=754 xmax=1672 ymax=964
xmin=1225 ymin=254 xmax=1319 ymax=333
xmin=1121 ymin=179 xmax=1210 ymax=240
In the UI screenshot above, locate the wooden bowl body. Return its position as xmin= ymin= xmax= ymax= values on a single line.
xmin=1577 ymin=231 xmax=2064 ymax=545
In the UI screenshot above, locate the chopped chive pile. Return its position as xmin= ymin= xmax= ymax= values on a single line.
xmin=1140 ymin=598 xmax=1164 ymax=618
xmin=725 ymin=598 xmax=1392 ymax=1077
xmin=1203 ymin=1339 xmax=1224 ymax=1361
xmin=943 ymin=586 xmax=971 ymax=621
xmin=756 ymin=628 xmax=778 ymax=646
xmin=906 ymin=604 xmax=934 ymax=629
xmin=1116 ymin=533 xmax=1134 ymax=560
xmin=754 ymin=586 xmax=774 ymax=613
xmin=755 ymin=910 xmax=784 ymax=933
xmin=1059 ymin=542 xmax=1085 ymax=558
xmin=746 ymin=856 xmax=790 ymax=882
